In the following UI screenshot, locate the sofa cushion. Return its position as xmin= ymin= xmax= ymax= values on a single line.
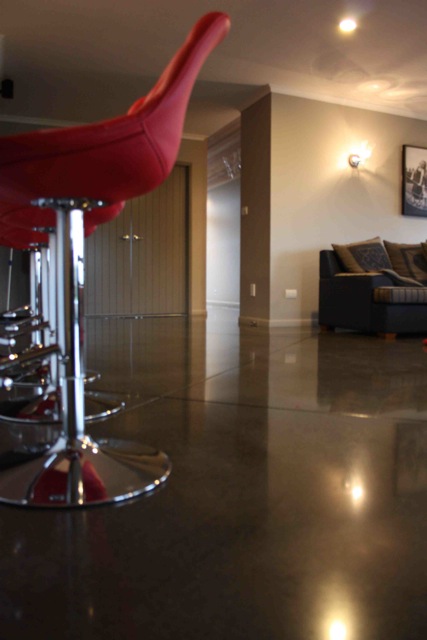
xmin=384 ymin=241 xmax=427 ymax=284
xmin=332 ymin=237 xmax=392 ymax=273
xmin=373 ymin=287 xmax=427 ymax=304
xmin=380 ymin=268 xmax=425 ymax=287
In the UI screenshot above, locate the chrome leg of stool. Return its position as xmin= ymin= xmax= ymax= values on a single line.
xmin=30 ymin=247 xmax=43 ymax=347
xmin=5 ymin=248 xmax=13 ymax=311
xmin=0 ymin=247 xmax=49 ymax=390
xmin=0 ymin=246 xmax=60 ymax=417
xmin=0 ymin=198 xmax=171 ymax=507
xmin=49 ymin=232 xmax=101 ymax=389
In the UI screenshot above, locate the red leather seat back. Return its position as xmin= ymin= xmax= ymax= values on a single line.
xmin=0 ymin=13 xmax=230 ymax=206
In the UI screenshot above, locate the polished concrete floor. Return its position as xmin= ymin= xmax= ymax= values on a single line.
xmin=1 ymin=309 xmax=427 ymax=638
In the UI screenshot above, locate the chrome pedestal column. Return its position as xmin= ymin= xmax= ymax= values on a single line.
xmin=0 ymin=199 xmax=171 ymax=507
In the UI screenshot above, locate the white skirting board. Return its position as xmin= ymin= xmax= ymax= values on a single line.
xmin=206 ymin=300 xmax=240 ymax=309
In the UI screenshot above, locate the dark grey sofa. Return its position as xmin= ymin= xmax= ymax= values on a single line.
xmin=319 ymin=250 xmax=427 ymax=338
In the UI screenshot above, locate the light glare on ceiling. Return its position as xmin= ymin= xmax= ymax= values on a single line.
xmin=339 ymin=18 xmax=357 ymax=32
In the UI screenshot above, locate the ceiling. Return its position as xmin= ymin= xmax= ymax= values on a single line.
xmin=2 ymin=0 xmax=427 ymax=138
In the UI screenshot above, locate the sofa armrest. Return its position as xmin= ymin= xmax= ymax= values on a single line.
xmin=319 ymin=273 xmax=394 ymax=330
xmin=320 ymin=250 xmax=342 ymax=277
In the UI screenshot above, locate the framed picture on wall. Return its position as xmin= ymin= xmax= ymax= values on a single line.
xmin=402 ymin=145 xmax=427 ymax=217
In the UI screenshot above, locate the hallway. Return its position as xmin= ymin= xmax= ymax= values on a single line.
xmin=0 ymin=310 xmax=426 ymax=639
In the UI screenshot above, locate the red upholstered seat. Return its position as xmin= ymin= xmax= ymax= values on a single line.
xmin=0 ymin=227 xmax=48 ymax=249
xmin=0 ymin=12 xmax=230 ymax=207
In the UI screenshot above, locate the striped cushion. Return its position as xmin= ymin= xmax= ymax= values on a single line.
xmin=374 ymin=287 xmax=427 ymax=304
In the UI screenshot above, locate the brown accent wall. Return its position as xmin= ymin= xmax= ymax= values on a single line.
xmin=240 ymin=94 xmax=271 ymax=324
xmin=177 ymin=137 xmax=208 ymax=316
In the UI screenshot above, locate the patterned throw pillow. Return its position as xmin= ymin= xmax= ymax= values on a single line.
xmin=383 ymin=241 xmax=427 ymax=285
xmin=332 ymin=237 xmax=392 ymax=273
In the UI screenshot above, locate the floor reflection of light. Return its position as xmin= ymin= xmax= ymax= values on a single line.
xmin=329 ymin=620 xmax=347 ymax=640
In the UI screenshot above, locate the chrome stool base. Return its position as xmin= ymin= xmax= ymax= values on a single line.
xmin=0 ymin=435 xmax=171 ymax=507
xmin=0 ymin=390 xmax=124 ymax=424
xmin=85 ymin=390 xmax=125 ymax=421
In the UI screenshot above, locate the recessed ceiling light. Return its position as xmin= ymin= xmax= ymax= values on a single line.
xmin=339 ymin=18 xmax=357 ymax=32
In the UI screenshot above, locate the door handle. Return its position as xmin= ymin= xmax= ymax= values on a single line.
xmin=120 ymin=234 xmax=143 ymax=241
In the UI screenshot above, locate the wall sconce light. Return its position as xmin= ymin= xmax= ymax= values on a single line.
xmin=348 ymin=141 xmax=372 ymax=169
xmin=348 ymin=153 xmax=363 ymax=168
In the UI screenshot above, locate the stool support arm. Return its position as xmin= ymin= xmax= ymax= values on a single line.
xmin=0 ymin=343 xmax=60 ymax=372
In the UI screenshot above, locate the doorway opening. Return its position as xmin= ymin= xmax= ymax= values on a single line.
xmin=206 ymin=118 xmax=241 ymax=312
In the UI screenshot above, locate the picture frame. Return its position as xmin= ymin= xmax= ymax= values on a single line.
xmin=402 ymin=145 xmax=427 ymax=217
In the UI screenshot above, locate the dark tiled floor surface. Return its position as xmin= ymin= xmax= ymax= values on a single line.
xmin=1 ymin=309 xmax=427 ymax=638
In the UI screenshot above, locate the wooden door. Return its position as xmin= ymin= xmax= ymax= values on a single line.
xmin=85 ymin=165 xmax=188 ymax=317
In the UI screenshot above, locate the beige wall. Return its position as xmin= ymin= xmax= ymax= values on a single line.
xmin=241 ymin=92 xmax=427 ymax=326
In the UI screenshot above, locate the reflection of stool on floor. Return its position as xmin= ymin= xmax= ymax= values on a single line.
xmin=0 ymin=11 xmax=230 ymax=508
xmin=32 ymin=460 xmax=108 ymax=505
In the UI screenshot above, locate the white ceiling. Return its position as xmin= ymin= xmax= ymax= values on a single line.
xmin=2 ymin=0 xmax=427 ymax=137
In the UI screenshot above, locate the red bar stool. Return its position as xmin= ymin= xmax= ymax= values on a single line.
xmin=0 ymin=12 xmax=230 ymax=507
